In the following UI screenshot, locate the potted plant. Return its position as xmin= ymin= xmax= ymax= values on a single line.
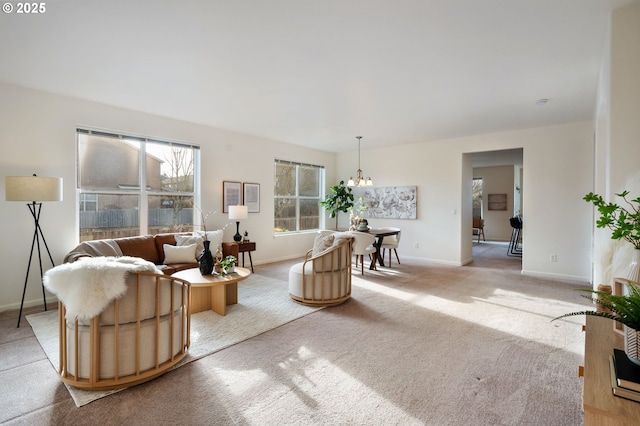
xmin=553 ymin=281 xmax=640 ymax=365
xmin=585 ymin=190 xmax=640 ymax=248
xmin=218 ymin=255 xmax=237 ymax=276
xmin=356 ymin=218 xmax=369 ymax=231
xmin=320 ymin=180 xmax=354 ymax=230
xmin=553 ymin=190 xmax=640 ymax=364
xmin=584 ymin=190 xmax=640 ymax=281
xmin=349 ymin=196 xmax=368 ymax=230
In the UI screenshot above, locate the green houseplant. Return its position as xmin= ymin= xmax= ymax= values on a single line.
xmin=320 ymin=180 xmax=354 ymax=230
xmin=553 ymin=281 xmax=640 ymax=364
xmin=553 ymin=283 xmax=640 ymax=330
xmin=553 ymin=190 xmax=640 ymax=364
xmin=218 ymin=255 xmax=237 ymax=276
xmin=584 ymin=191 xmax=640 ymax=250
xmin=585 ymin=190 xmax=640 ymax=283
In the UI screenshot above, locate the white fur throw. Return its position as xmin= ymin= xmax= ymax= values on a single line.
xmin=43 ymin=256 xmax=163 ymax=321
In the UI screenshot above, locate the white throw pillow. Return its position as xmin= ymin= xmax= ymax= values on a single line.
xmin=312 ymin=233 xmax=335 ymax=256
xmin=175 ymin=234 xmax=204 ymax=255
xmin=163 ymin=243 xmax=197 ymax=264
xmin=194 ymin=230 xmax=224 ymax=253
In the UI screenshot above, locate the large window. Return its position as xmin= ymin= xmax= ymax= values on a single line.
xmin=274 ymin=159 xmax=324 ymax=233
xmin=77 ymin=129 xmax=200 ymax=242
xmin=472 ymin=177 xmax=483 ymax=218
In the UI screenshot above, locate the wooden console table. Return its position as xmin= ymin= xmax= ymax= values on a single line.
xmin=583 ymin=315 xmax=640 ymax=424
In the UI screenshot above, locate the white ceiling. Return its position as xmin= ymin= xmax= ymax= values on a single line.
xmin=0 ymin=0 xmax=632 ymax=153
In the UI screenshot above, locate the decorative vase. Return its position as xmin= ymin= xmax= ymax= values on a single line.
xmin=199 ymin=240 xmax=214 ymax=275
xmin=627 ymin=250 xmax=640 ymax=283
xmin=624 ymin=325 xmax=640 ymax=366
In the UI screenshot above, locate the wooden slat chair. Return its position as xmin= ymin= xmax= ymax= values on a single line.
xmin=58 ymin=272 xmax=190 ymax=390
xmin=289 ymin=232 xmax=354 ymax=306
xmin=472 ymin=216 xmax=485 ymax=243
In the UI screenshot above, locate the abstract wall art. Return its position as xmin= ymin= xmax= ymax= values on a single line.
xmin=361 ymin=186 xmax=417 ymax=219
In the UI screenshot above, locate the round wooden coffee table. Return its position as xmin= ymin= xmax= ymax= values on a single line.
xmin=172 ymin=267 xmax=251 ymax=316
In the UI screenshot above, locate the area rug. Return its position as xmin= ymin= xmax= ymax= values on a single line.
xmin=26 ymin=274 xmax=323 ymax=407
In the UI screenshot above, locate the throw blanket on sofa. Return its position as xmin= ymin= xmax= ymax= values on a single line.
xmin=44 ymin=256 xmax=162 ymax=321
xmin=63 ymin=239 xmax=123 ymax=263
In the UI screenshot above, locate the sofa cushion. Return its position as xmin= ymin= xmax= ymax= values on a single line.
xmin=289 ymin=261 xmax=350 ymax=301
xmin=154 ymin=233 xmax=181 ymax=263
xmin=65 ymin=307 xmax=186 ymax=379
xmin=194 ymin=230 xmax=224 ymax=253
xmin=175 ymin=234 xmax=205 ymax=257
xmin=163 ymin=243 xmax=198 ymax=264
xmin=115 ymin=235 xmax=160 ymax=264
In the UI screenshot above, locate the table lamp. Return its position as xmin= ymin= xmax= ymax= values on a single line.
xmin=228 ymin=205 xmax=248 ymax=242
xmin=5 ymin=174 xmax=63 ymax=327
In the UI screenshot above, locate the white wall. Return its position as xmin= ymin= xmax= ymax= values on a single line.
xmin=473 ymin=165 xmax=515 ymax=241
xmin=0 ymin=82 xmax=599 ymax=312
xmin=593 ymin=0 xmax=640 ymax=285
xmin=338 ymin=121 xmax=595 ymax=281
xmin=0 ymin=83 xmax=336 ymax=312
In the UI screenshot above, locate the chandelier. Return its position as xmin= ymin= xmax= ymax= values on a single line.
xmin=347 ymin=136 xmax=372 ymax=187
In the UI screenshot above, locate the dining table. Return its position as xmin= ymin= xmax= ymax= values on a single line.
xmin=364 ymin=228 xmax=400 ymax=270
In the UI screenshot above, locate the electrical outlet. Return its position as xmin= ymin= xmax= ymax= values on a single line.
xmin=550 ymin=254 xmax=558 ymax=262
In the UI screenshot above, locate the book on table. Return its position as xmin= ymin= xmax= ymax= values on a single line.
xmin=609 ymin=349 xmax=640 ymax=403
xmin=609 ymin=356 xmax=640 ymax=403
xmin=612 ymin=349 xmax=640 ymax=392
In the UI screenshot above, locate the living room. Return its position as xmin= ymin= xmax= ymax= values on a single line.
xmin=1 ymin=1 xmax=639 ymax=424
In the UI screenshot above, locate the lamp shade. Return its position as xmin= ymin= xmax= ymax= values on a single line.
xmin=5 ymin=176 xmax=63 ymax=202
xmin=228 ymin=205 xmax=248 ymax=220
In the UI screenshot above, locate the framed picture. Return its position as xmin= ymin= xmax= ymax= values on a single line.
xmin=488 ymin=194 xmax=507 ymax=211
xmin=361 ymin=186 xmax=417 ymax=219
xmin=243 ymin=182 xmax=260 ymax=213
xmin=223 ymin=181 xmax=242 ymax=213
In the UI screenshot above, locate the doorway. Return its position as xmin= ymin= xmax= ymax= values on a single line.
xmin=465 ymin=148 xmax=523 ymax=266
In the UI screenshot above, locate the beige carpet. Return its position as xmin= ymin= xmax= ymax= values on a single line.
xmin=7 ymin=249 xmax=596 ymax=424
xmin=26 ymin=273 xmax=323 ymax=407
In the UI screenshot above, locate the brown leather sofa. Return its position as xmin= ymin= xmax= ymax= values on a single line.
xmin=65 ymin=233 xmax=239 ymax=275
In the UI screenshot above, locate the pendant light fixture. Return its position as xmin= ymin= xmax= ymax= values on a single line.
xmin=347 ymin=136 xmax=373 ymax=187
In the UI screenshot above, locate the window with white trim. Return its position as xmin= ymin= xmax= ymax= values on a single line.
xmin=274 ymin=159 xmax=324 ymax=233
xmin=76 ymin=129 xmax=200 ymax=242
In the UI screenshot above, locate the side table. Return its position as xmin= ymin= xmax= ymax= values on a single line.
xmin=223 ymin=241 xmax=256 ymax=272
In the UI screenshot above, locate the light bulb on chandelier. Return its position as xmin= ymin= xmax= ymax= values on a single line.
xmin=347 ymin=136 xmax=373 ymax=187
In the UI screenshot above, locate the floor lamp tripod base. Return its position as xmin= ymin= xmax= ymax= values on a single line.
xmin=17 ymin=202 xmax=55 ymax=328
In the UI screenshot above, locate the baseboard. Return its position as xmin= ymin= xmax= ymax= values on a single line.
xmin=521 ymin=269 xmax=590 ymax=284
xmin=0 ymin=296 xmax=58 ymax=313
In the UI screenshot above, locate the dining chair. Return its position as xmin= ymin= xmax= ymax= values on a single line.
xmin=472 ymin=216 xmax=485 ymax=243
xmin=380 ymin=227 xmax=401 ymax=267
xmin=351 ymin=231 xmax=377 ymax=275
xmin=508 ymin=216 xmax=523 ymax=257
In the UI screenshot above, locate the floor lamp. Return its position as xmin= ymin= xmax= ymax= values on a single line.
xmin=5 ymin=175 xmax=63 ymax=327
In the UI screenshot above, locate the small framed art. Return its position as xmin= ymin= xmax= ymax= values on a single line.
xmin=223 ymin=181 xmax=242 ymax=213
xmin=243 ymin=182 xmax=260 ymax=213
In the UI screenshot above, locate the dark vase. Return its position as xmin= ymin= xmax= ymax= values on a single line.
xmin=199 ymin=240 xmax=214 ymax=275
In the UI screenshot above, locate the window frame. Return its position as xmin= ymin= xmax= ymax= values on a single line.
xmin=274 ymin=158 xmax=325 ymax=235
xmin=76 ymin=128 xmax=201 ymax=241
